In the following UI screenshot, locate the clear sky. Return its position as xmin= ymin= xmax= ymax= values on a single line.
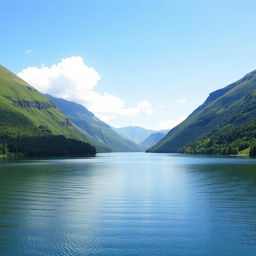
xmin=1 ymin=0 xmax=256 ymax=129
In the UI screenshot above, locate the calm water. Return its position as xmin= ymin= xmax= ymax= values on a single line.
xmin=0 ymin=153 xmax=256 ymax=256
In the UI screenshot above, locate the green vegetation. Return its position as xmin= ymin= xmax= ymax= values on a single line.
xmin=0 ymin=135 xmax=96 ymax=157
xmin=250 ymin=143 xmax=256 ymax=157
xmin=0 ymin=65 xmax=96 ymax=157
xmin=148 ymin=69 xmax=256 ymax=155
xmin=47 ymin=95 xmax=143 ymax=152
xmin=0 ymin=143 xmax=9 ymax=157
xmin=181 ymin=121 xmax=256 ymax=156
xmin=0 ymin=65 xmax=89 ymax=140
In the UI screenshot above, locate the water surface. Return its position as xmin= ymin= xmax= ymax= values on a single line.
xmin=0 ymin=153 xmax=256 ymax=255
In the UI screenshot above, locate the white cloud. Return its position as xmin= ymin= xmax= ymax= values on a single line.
xmin=18 ymin=56 xmax=154 ymax=122
xmin=158 ymin=115 xmax=187 ymax=130
xmin=136 ymin=101 xmax=154 ymax=114
xmin=24 ymin=49 xmax=34 ymax=55
xmin=176 ymin=98 xmax=187 ymax=104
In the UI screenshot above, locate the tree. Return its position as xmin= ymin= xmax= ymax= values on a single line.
xmin=0 ymin=143 xmax=9 ymax=155
xmin=249 ymin=144 xmax=256 ymax=157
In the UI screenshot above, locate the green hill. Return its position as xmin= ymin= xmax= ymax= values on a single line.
xmin=148 ymin=70 xmax=256 ymax=154
xmin=0 ymin=65 xmax=95 ymax=156
xmin=46 ymin=95 xmax=143 ymax=152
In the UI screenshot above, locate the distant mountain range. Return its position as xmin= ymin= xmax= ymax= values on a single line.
xmin=114 ymin=126 xmax=168 ymax=145
xmin=46 ymin=95 xmax=143 ymax=152
xmin=148 ymin=70 xmax=256 ymax=156
xmin=140 ymin=132 xmax=166 ymax=149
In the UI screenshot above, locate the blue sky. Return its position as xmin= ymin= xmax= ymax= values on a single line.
xmin=1 ymin=0 xmax=256 ymax=129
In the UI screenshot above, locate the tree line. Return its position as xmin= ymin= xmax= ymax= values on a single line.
xmin=0 ymin=135 xmax=96 ymax=157
xmin=181 ymin=121 xmax=256 ymax=157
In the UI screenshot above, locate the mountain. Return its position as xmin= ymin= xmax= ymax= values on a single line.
xmin=114 ymin=126 xmax=165 ymax=144
xmin=140 ymin=132 xmax=166 ymax=149
xmin=46 ymin=95 xmax=143 ymax=152
xmin=0 ymin=65 xmax=96 ymax=157
xmin=148 ymin=70 xmax=256 ymax=154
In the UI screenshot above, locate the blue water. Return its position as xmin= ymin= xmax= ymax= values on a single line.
xmin=0 ymin=153 xmax=256 ymax=255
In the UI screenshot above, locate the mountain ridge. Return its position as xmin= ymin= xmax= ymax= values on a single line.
xmin=140 ymin=132 xmax=166 ymax=149
xmin=46 ymin=95 xmax=143 ymax=152
xmin=148 ymin=69 xmax=256 ymax=153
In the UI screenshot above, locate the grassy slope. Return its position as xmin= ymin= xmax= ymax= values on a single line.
xmin=0 ymin=65 xmax=89 ymax=142
xmin=149 ymin=70 xmax=256 ymax=153
xmin=46 ymin=95 xmax=143 ymax=152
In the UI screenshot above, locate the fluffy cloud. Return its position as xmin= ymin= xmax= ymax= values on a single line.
xmin=18 ymin=56 xmax=154 ymax=122
xmin=158 ymin=115 xmax=187 ymax=130
xmin=176 ymin=98 xmax=187 ymax=104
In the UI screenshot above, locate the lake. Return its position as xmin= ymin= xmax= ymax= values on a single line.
xmin=0 ymin=153 xmax=256 ymax=256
